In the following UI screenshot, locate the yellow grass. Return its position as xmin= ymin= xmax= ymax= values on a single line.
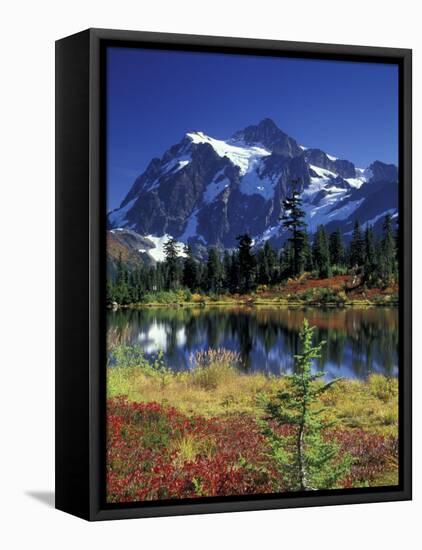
xmin=107 ymin=363 xmax=398 ymax=437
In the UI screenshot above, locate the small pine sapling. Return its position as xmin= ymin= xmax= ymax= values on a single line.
xmin=259 ymin=319 xmax=350 ymax=491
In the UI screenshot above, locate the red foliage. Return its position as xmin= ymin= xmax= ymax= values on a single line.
xmin=327 ymin=427 xmax=398 ymax=488
xmin=106 ymin=398 xmax=397 ymax=503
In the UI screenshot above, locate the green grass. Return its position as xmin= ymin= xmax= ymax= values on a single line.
xmin=107 ymin=346 xmax=398 ymax=437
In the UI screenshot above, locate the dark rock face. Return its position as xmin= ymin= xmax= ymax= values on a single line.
xmin=334 ymin=159 xmax=356 ymax=179
xmin=369 ymin=161 xmax=398 ymax=183
xmin=304 ymin=148 xmax=356 ymax=179
xmin=107 ymin=118 xmax=398 ymax=248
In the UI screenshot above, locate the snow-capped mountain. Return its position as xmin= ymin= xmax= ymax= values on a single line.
xmin=108 ymin=118 xmax=398 ymax=251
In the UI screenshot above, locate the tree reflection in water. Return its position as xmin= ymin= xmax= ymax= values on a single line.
xmin=107 ymin=307 xmax=398 ymax=380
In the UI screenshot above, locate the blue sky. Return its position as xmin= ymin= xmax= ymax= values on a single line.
xmin=107 ymin=46 xmax=398 ymax=209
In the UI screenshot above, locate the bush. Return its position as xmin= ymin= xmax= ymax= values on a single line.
xmin=297 ymin=287 xmax=346 ymax=305
xmin=368 ymin=375 xmax=397 ymax=402
xmin=108 ymin=345 xmax=171 ymax=384
xmin=191 ymin=362 xmax=237 ymax=390
xmin=141 ymin=289 xmax=193 ymax=304
xmin=299 ymin=288 xmax=315 ymax=302
xmin=314 ymin=287 xmax=345 ymax=305
xmin=189 ymin=349 xmax=241 ymax=390
xmin=331 ymin=264 xmax=348 ymax=276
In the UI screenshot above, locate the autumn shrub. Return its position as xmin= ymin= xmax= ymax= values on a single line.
xmin=329 ymin=427 xmax=398 ymax=487
xmin=106 ymin=397 xmax=399 ymax=502
xmin=107 ymin=398 xmax=279 ymax=502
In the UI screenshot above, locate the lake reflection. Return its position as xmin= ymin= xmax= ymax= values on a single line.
xmin=107 ymin=307 xmax=398 ymax=380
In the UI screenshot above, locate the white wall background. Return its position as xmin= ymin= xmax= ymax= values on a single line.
xmin=0 ymin=1 xmax=419 ymax=548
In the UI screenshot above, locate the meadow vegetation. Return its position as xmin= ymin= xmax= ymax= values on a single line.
xmin=106 ymin=334 xmax=399 ymax=502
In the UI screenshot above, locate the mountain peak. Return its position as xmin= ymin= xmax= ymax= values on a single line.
xmin=232 ymin=118 xmax=302 ymax=158
xmin=232 ymin=118 xmax=280 ymax=141
xmin=257 ymin=117 xmax=280 ymax=130
xmin=368 ymin=160 xmax=398 ymax=183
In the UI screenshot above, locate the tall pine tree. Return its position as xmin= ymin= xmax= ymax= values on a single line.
xmin=379 ymin=213 xmax=396 ymax=285
xmin=257 ymin=241 xmax=278 ymax=284
xmin=349 ymin=221 xmax=365 ymax=268
xmin=206 ymin=247 xmax=224 ymax=293
xmin=312 ymin=225 xmax=332 ymax=278
xmin=182 ymin=245 xmax=199 ymax=290
xmin=163 ymin=237 xmax=181 ymax=290
xmin=329 ymin=228 xmax=345 ymax=266
xmin=236 ymin=234 xmax=256 ymax=292
xmin=363 ymin=225 xmax=377 ymax=286
xmin=281 ymin=188 xmax=308 ymax=277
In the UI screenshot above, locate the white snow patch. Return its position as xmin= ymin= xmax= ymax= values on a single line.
xmin=108 ymin=197 xmax=137 ymax=227
xmin=346 ymin=167 xmax=372 ymax=189
xmin=145 ymin=157 xmax=191 ymax=192
xmin=308 ymin=164 xmax=337 ymax=179
xmin=301 ymin=163 xmax=367 ymax=231
xmin=254 ymin=224 xmax=281 ymax=245
xmin=362 ymin=209 xmax=396 ymax=229
xmin=162 ymin=156 xmax=191 ymax=176
xmin=326 ymin=153 xmax=338 ymax=161
xmin=345 ymin=177 xmax=365 ymax=189
xmin=239 ymin=166 xmax=276 ymax=200
xmin=302 ymin=178 xmax=328 ymax=201
xmin=325 ymin=199 xmax=365 ymax=222
xmin=187 ymin=131 xmax=271 ymax=176
xmin=180 ymin=209 xmax=201 ymax=241
xmin=145 ymin=234 xmax=187 ymax=262
xmin=299 ymin=145 xmax=308 ymax=151
xmin=203 ymin=170 xmax=231 ymax=203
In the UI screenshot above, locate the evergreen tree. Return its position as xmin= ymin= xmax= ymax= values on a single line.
xmin=257 ymin=241 xmax=278 ymax=284
xmin=163 ymin=237 xmax=181 ymax=290
xmin=363 ymin=225 xmax=377 ymax=286
xmin=379 ymin=213 xmax=397 ymax=285
xmin=182 ymin=245 xmax=199 ymax=290
xmin=226 ymin=250 xmax=240 ymax=293
xmin=106 ymin=280 xmax=116 ymax=305
xmin=236 ymin=234 xmax=256 ymax=292
xmin=113 ymin=253 xmax=131 ymax=304
xmin=312 ymin=225 xmax=332 ymax=278
xmin=303 ymin=231 xmax=313 ymax=272
xmin=279 ymin=243 xmax=293 ymax=281
xmin=349 ymin=220 xmax=365 ymax=268
xmin=259 ymin=320 xmax=349 ymax=491
xmin=329 ymin=228 xmax=345 ymax=266
xmin=206 ymin=247 xmax=224 ymax=293
xmin=281 ymin=189 xmax=308 ymax=277
xmin=115 ymin=253 xmax=126 ymax=285
xmin=222 ymin=250 xmax=232 ymax=290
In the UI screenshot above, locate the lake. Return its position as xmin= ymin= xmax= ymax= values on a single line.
xmin=107 ymin=306 xmax=398 ymax=380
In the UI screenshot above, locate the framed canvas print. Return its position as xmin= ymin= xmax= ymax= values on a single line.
xmin=55 ymin=28 xmax=412 ymax=521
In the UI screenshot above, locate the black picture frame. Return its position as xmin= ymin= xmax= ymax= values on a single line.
xmin=55 ymin=28 xmax=412 ymax=521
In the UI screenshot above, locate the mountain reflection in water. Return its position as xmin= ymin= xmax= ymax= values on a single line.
xmin=107 ymin=307 xmax=398 ymax=380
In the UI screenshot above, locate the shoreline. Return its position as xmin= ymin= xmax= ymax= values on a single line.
xmin=109 ymin=299 xmax=399 ymax=310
